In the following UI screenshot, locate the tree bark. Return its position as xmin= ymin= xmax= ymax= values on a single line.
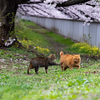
xmin=56 ymin=0 xmax=91 ymax=7
xmin=0 ymin=0 xmax=28 ymax=47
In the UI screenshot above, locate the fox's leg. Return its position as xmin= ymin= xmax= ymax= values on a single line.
xmin=61 ymin=64 xmax=64 ymax=71
xmin=27 ymin=67 xmax=30 ymax=74
xmin=64 ymin=66 xmax=68 ymax=71
xmin=27 ymin=62 xmax=34 ymax=74
xmin=78 ymin=65 xmax=80 ymax=69
xmin=61 ymin=63 xmax=67 ymax=71
xmin=68 ymin=65 xmax=73 ymax=70
xmin=35 ymin=66 xmax=40 ymax=74
xmin=45 ymin=66 xmax=48 ymax=73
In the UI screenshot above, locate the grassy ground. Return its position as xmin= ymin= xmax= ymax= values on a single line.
xmin=15 ymin=19 xmax=75 ymax=57
xmin=0 ymin=19 xmax=100 ymax=100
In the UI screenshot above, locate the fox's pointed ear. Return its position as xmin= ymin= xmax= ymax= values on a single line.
xmin=48 ymin=54 xmax=52 ymax=58
xmin=52 ymin=54 xmax=55 ymax=56
xmin=45 ymin=58 xmax=48 ymax=60
xmin=78 ymin=54 xmax=80 ymax=56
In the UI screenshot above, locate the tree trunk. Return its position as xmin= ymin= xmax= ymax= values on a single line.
xmin=0 ymin=0 xmax=17 ymax=46
xmin=0 ymin=0 xmax=28 ymax=47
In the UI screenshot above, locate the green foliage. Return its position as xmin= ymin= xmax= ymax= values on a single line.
xmin=18 ymin=38 xmax=34 ymax=49
xmin=15 ymin=19 xmax=50 ymax=55
xmin=46 ymin=32 xmax=75 ymax=45
xmin=36 ymin=46 xmax=50 ymax=53
xmin=68 ymin=42 xmax=100 ymax=56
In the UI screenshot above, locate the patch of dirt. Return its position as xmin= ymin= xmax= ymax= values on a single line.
xmin=85 ymin=70 xmax=100 ymax=75
xmin=44 ymin=35 xmax=65 ymax=56
xmin=28 ymin=25 xmax=42 ymax=29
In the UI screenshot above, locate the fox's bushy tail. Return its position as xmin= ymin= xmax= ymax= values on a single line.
xmin=60 ymin=51 xmax=64 ymax=56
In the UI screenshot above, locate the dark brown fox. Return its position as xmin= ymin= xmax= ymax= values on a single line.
xmin=27 ymin=54 xmax=60 ymax=74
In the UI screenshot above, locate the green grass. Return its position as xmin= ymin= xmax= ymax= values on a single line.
xmin=0 ymin=19 xmax=100 ymax=100
xmin=15 ymin=20 xmax=49 ymax=48
xmin=0 ymin=55 xmax=100 ymax=100
xmin=46 ymin=31 xmax=75 ymax=45
xmin=15 ymin=19 xmax=75 ymax=56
